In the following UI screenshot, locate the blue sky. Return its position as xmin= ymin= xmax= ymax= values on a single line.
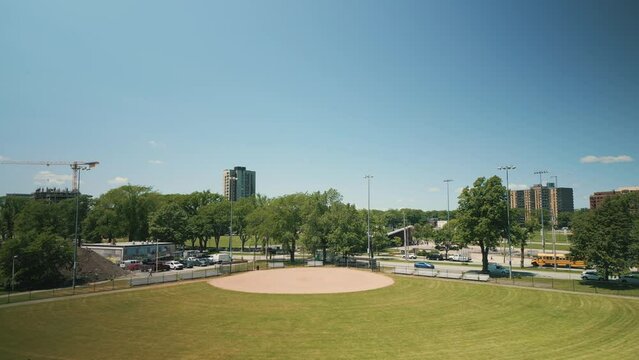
xmin=1 ymin=0 xmax=637 ymax=210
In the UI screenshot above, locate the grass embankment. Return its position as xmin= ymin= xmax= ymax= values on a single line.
xmin=1 ymin=275 xmax=638 ymax=359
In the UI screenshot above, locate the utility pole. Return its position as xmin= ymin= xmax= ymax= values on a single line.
xmin=551 ymin=175 xmax=558 ymax=271
xmin=498 ymin=166 xmax=516 ymax=279
xmin=534 ymin=170 xmax=548 ymax=253
xmin=365 ymin=175 xmax=373 ymax=268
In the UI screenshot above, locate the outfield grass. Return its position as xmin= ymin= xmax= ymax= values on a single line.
xmin=0 ymin=275 xmax=638 ymax=360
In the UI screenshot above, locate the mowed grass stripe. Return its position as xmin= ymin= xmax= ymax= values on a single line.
xmin=0 ymin=275 xmax=638 ymax=360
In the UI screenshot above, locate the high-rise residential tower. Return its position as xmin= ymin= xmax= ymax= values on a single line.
xmin=509 ymin=183 xmax=574 ymax=219
xmin=223 ymin=166 xmax=256 ymax=201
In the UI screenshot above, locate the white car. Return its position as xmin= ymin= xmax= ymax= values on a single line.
xmin=405 ymin=254 xmax=417 ymax=259
xmin=581 ymin=270 xmax=602 ymax=281
xmin=166 ymin=261 xmax=184 ymax=270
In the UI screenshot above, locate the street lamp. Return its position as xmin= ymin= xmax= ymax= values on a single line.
xmin=229 ymin=176 xmax=237 ymax=271
xmin=534 ymin=170 xmax=549 ymax=253
xmin=444 ymin=179 xmax=453 ymax=223
xmin=550 ymin=175 xmax=558 ymax=271
xmin=364 ymin=175 xmax=373 ymax=264
xmin=498 ymin=165 xmax=516 ymax=279
xmin=11 ymin=255 xmax=17 ymax=292
xmin=72 ymin=163 xmax=98 ymax=290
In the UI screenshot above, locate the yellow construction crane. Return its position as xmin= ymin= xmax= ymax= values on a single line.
xmin=0 ymin=160 xmax=99 ymax=192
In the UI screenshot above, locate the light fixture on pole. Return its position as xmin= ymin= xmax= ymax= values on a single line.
xmin=444 ymin=179 xmax=453 ymax=223
xmin=72 ymin=162 xmax=98 ymax=291
xmin=550 ymin=175 xmax=558 ymax=271
xmin=229 ymin=176 xmax=237 ymax=272
xmin=534 ymin=170 xmax=549 ymax=253
xmin=498 ymin=165 xmax=516 ymax=279
xmin=11 ymin=255 xmax=17 ymax=292
xmin=364 ymin=175 xmax=373 ymax=266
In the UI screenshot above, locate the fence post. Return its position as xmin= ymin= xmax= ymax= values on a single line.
xmin=572 ymin=280 xmax=575 ymax=292
xmin=531 ymin=276 xmax=535 ymax=288
xmin=29 ymin=291 xmax=32 ymax=301
xmin=551 ymin=278 xmax=554 ymax=289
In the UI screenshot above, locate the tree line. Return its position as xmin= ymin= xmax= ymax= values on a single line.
xmin=2 ymin=178 xmax=637 ymax=289
xmin=0 ymin=185 xmax=447 ymax=289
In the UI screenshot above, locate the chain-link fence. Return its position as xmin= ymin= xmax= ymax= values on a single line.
xmin=383 ymin=264 xmax=639 ymax=297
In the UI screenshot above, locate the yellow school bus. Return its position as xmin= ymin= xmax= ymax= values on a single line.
xmin=531 ymin=253 xmax=586 ymax=269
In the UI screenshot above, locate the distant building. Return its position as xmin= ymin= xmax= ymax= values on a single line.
xmin=82 ymin=241 xmax=176 ymax=263
xmin=509 ymin=183 xmax=574 ymax=219
xmin=223 ymin=166 xmax=256 ymax=201
xmin=5 ymin=188 xmax=78 ymax=202
xmin=387 ymin=226 xmax=414 ymax=244
xmin=590 ymin=186 xmax=639 ymax=209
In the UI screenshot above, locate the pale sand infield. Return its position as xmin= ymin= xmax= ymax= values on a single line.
xmin=208 ymin=267 xmax=394 ymax=294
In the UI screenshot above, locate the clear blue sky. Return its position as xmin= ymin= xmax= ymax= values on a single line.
xmin=1 ymin=0 xmax=638 ymax=210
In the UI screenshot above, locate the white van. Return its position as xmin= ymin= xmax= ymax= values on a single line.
xmin=209 ymin=253 xmax=232 ymax=264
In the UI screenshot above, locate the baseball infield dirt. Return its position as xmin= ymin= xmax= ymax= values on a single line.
xmin=208 ymin=267 xmax=394 ymax=294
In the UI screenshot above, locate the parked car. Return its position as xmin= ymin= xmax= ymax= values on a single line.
xmin=180 ymin=259 xmax=194 ymax=269
xmin=210 ymin=253 xmax=232 ymax=264
xmin=166 ymin=261 xmax=184 ymax=270
xmin=144 ymin=262 xmax=170 ymax=272
xmin=619 ymin=273 xmax=639 ymax=285
xmin=581 ymin=270 xmax=602 ymax=281
xmin=414 ymin=262 xmax=435 ymax=269
xmin=449 ymin=254 xmax=471 ymax=262
xmin=405 ymin=254 xmax=417 ymax=259
xmin=197 ymin=258 xmax=210 ymax=266
xmin=120 ymin=259 xmax=143 ymax=270
xmin=487 ymin=263 xmax=509 ymax=276
xmin=426 ymin=251 xmax=444 ymax=261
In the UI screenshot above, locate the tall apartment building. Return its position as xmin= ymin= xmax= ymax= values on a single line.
xmin=590 ymin=186 xmax=639 ymax=209
xmin=509 ymin=183 xmax=574 ymax=219
xmin=223 ymin=166 xmax=256 ymax=201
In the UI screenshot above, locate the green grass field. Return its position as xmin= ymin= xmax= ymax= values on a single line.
xmin=1 ymin=274 xmax=638 ymax=359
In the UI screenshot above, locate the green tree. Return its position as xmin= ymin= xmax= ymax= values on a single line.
xmin=413 ymin=223 xmax=434 ymax=243
xmin=271 ymin=193 xmax=307 ymax=262
xmin=326 ymin=202 xmax=366 ymax=258
xmin=233 ymin=196 xmax=257 ymax=252
xmin=456 ymin=176 xmax=507 ymax=273
xmin=246 ymin=195 xmax=274 ymax=255
xmin=433 ymin=220 xmax=457 ymax=259
xmin=301 ymin=190 xmax=342 ymax=261
xmin=571 ymin=193 xmax=639 ymax=279
xmin=0 ymin=196 xmax=31 ymax=243
xmin=0 ymin=232 xmax=72 ymax=290
xmin=149 ymin=202 xmax=189 ymax=245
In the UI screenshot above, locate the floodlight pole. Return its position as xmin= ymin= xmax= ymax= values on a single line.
xmin=498 ymin=166 xmax=516 ymax=279
xmin=534 ymin=170 xmax=548 ymax=253
xmin=229 ymin=176 xmax=237 ymax=273
xmin=551 ymin=175 xmax=558 ymax=271
xmin=365 ymin=175 xmax=373 ymax=267
xmin=444 ymin=179 xmax=453 ymax=223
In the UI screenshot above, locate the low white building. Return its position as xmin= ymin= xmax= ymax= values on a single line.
xmin=82 ymin=241 xmax=175 ymax=263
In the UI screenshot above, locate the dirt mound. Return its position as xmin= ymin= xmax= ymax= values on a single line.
xmin=60 ymin=248 xmax=128 ymax=283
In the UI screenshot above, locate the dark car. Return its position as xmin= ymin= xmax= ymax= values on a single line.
xmin=426 ymin=252 xmax=444 ymax=261
xmin=414 ymin=262 xmax=435 ymax=269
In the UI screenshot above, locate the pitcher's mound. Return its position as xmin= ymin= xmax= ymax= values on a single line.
xmin=208 ymin=267 xmax=394 ymax=294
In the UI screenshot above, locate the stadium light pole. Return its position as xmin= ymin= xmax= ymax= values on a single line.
xmin=365 ymin=175 xmax=373 ymax=262
xmin=11 ymin=255 xmax=17 ymax=292
xmin=444 ymin=179 xmax=453 ymax=223
xmin=550 ymin=175 xmax=558 ymax=271
xmin=229 ymin=176 xmax=237 ymax=271
xmin=534 ymin=170 xmax=549 ymax=253
xmin=498 ymin=166 xmax=516 ymax=279
xmin=72 ymin=163 xmax=97 ymax=290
